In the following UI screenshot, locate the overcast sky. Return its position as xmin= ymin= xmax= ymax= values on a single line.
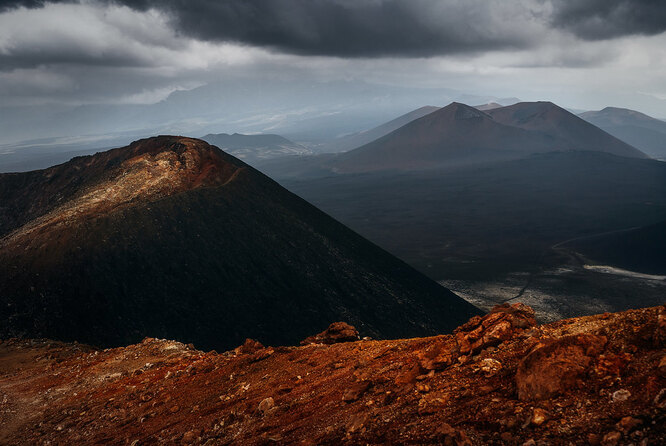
xmin=1 ymin=0 xmax=665 ymax=117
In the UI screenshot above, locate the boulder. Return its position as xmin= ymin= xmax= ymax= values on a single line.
xmin=454 ymin=303 xmax=537 ymax=355
xmin=234 ymin=338 xmax=265 ymax=355
xmin=301 ymin=322 xmax=360 ymax=345
xmin=516 ymin=334 xmax=607 ymax=400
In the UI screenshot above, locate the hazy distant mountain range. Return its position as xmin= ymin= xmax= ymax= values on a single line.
xmin=259 ymin=101 xmax=647 ymax=178
xmin=579 ymin=107 xmax=666 ymax=160
xmin=316 ymin=106 xmax=441 ymax=153
xmin=258 ymin=101 xmax=665 ymax=320
xmin=0 ymin=80 xmax=508 ymax=146
xmin=201 ymin=132 xmax=310 ymax=163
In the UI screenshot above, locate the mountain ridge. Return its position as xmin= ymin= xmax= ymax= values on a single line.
xmin=329 ymin=101 xmax=630 ymax=173
xmin=579 ymin=106 xmax=666 ymax=159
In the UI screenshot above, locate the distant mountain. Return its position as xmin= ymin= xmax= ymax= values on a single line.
xmin=201 ymin=132 xmax=310 ymax=163
xmin=327 ymin=102 xmax=646 ymax=173
xmin=579 ymin=107 xmax=666 ymax=159
xmin=474 ymin=102 xmax=503 ymax=111
xmin=0 ymin=136 xmax=479 ymax=351
xmin=486 ymin=102 xmax=647 ymax=159
xmin=318 ymin=106 xmax=440 ymax=153
xmin=330 ymin=103 xmax=551 ymax=173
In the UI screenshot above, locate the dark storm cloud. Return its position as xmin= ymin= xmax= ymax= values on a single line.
xmin=2 ymin=1 xmax=666 ymax=57
xmin=0 ymin=0 xmax=67 ymax=11
xmin=109 ymin=0 xmax=536 ymax=57
xmin=2 ymin=0 xmax=540 ymax=57
xmin=551 ymin=0 xmax=666 ymax=40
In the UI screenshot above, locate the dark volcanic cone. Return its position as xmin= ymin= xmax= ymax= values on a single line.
xmin=0 ymin=136 xmax=479 ymax=350
xmin=331 ymin=102 xmax=646 ymax=173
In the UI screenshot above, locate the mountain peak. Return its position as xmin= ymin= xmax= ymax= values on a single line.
xmin=0 ymin=136 xmax=245 ymax=250
xmin=86 ymin=135 xmax=243 ymax=188
xmin=442 ymin=102 xmax=489 ymax=120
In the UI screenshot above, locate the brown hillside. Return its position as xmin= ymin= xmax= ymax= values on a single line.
xmin=1 ymin=304 xmax=664 ymax=445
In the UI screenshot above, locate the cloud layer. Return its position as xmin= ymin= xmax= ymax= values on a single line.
xmin=2 ymin=0 xmax=665 ymax=57
xmin=0 ymin=0 xmax=664 ymax=132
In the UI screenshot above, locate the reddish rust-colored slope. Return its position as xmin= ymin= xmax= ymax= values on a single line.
xmin=1 ymin=304 xmax=664 ymax=445
xmin=0 ymin=136 xmax=244 ymax=251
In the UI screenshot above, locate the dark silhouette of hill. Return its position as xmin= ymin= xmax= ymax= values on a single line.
xmin=0 ymin=136 xmax=479 ymax=351
xmin=486 ymin=102 xmax=648 ymax=159
xmin=200 ymin=132 xmax=310 ymax=163
xmin=579 ymin=107 xmax=666 ymax=159
xmin=318 ymin=106 xmax=440 ymax=153
xmin=564 ymin=220 xmax=666 ymax=275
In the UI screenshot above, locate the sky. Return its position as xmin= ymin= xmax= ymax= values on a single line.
xmin=0 ymin=0 xmax=665 ymax=143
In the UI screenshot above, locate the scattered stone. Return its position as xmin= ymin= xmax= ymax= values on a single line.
xmin=346 ymin=413 xmax=367 ymax=433
xmin=435 ymin=423 xmax=471 ymax=446
xmin=418 ymin=339 xmax=458 ymax=371
xmin=301 ymin=322 xmax=360 ymax=345
xmin=479 ymin=358 xmax=502 ymax=376
xmin=416 ymin=370 xmax=435 ymax=381
xmin=453 ymin=303 xmax=537 ymax=356
xmin=258 ymin=397 xmax=275 ymax=414
xmin=342 ymin=381 xmax=371 ymax=402
xmin=169 ymin=405 xmax=179 ymax=413
xmin=236 ymin=339 xmax=265 ymax=355
xmin=530 ymin=408 xmax=550 ymax=426
xmin=612 ymin=389 xmax=631 ymax=403
xmin=616 ymin=416 xmax=642 ymax=434
xmin=182 ymin=430 xmax=197 ymax=444
xmin=522 ymin=439 xmax=536 ymax=446
xmin=417 ymin=392 xmax=449 ymax=414
xmin=601 ymin=431 xmax=622 ymax=446
xmin=250 ymin=348 xmax=274 ymax=363
xmin=395 ymin=363 xmax=422 ymax=385
xmin=516 ymin=334 xmax=607 ymax=400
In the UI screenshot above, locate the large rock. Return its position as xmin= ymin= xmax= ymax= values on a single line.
xmin=301 ymin=322 xmax=360 ymax=345
xmin=516 ymin=334 xmax=607 ymax=400
xmin=454 ymin=303 xmax=537 ymax=355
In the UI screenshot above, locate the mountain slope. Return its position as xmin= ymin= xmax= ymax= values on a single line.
xmin=579 ymin=107 xmax=666 ymax=159
xmin=282 ymin=151 xmax=666 ymax=320
xmin=486 ymin=102 xmax=647 ymax=159
xmin=1 ymin=304 xmax=664 ymax=445
xmin=0 ymin=136 xmax=479 ymax=351
xmin=318 ymin=105 xmax=441 ymax=153
xmin=331 ymin=102 xmax=570 ymax=173
xmin=200 ymin=132 xmax=310 ymax=163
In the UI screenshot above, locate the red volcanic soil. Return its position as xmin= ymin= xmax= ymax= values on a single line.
xmin=1 ymin=304 xmax=664 ymax=445
xmin=0 ymin=136 xmax=243 ymax=250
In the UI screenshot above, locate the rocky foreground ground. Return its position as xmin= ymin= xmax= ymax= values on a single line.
xmin=1 ymin=304 xmax=664 ymax=445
